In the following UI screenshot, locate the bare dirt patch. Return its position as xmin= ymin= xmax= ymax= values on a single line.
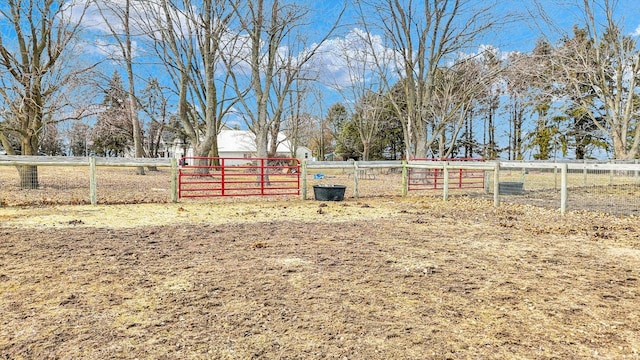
xmin=1 ymin=197 xmax=640 ymax=359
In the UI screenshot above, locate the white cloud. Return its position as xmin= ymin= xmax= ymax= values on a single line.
xmin=634 ymin=24 xmax=640 ymax=37
xmin=85 ymin=38 xmax=141 ymax=63
xmin=306 ymin=28 xmax=401 ymax=90
xmin=68 ymin=0 xmax=128 ymax=33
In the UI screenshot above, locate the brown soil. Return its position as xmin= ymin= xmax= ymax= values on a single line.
xmin=1 ymin=197 xmax=640 ymax=359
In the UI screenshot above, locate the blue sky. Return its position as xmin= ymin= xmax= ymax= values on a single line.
xmin=81 ymin=0 xmax=639 ymax=159
xmin=3 ymin=0 xmax=639 ymax=158
xmin=76 ymin=0 xmax=640 ymax=102
xmin=308 ymin=0 xmax=640 ymax=95
xmin=509 ymin=0 xmax=640 ymax=50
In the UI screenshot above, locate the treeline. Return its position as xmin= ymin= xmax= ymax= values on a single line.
xmin=0 ymin=0 xmax=638 ymax=190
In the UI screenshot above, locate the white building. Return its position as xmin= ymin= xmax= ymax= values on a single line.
xmin=170 ymin=129 xmax=312 ymax=165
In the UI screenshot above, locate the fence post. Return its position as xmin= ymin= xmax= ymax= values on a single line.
xmin=560 ymin=163 xmax=568 ymax=215
xmin=170 ymin=158 xmax=178 ymax=203
xmin=493 ymin=161 xmax=500 ymax=207
xmin=89 ymin=157 xmax=97 ymax=205
xmin=402 ymin=161 xmax=408 ymax=196
xmin=484 ymin=170 xmax=490 ymax=194
xmin=353 ymin=161 xmax=359 ymax=198
xmin=609 ymin=159 xmax=614 ymax=186
xmin=301 ymin=160 xmax=308 ymax=200
xmin=442 ymin=162 xmax=449 ymax=201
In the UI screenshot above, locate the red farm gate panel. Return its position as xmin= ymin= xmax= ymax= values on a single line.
xmin=178 ymin=157 xmax=300 ymax=198
xmin=408 ymin=158 xmax=485 ymax=192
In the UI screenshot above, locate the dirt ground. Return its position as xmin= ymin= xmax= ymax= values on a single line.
xmin=1 ymin=196 xmax=640 ymax=359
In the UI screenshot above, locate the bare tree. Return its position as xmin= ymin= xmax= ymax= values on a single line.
xmin=281 ymin=78 xmax=318 ymax=161
xmin=350 ymin=91 xmax=386 ymax=160
xmin=67 ymin=122 xmax=92 ymax=156
xmin=326 ymin=29 xmax=393 ymax=161
xmin=0 ymin=0 xmax=94 ymax=188
xmin=503 ymin=51 xmax=535 ymax=160
xmin=140 ymin=0 xmax=237 ymax=168
xmin=140 ymin=77 xmax=171 ymax=159
xmin=551 ymin=0 xmax=640 ymax=159
xmin=224 ymin=0 xmax=344 ymax=159
xmin=427 ymin=54 xmax=500 ymax=159
xmin=95 ymin=0 xmax=147 ymax=173
xmin=355 ymin=0 xmax=501 ymax=160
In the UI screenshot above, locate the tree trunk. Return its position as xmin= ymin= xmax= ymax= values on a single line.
xmin=19 ymin=166 xmax=39 ymax=189
xmin=400 ymin=119 xmax=411 ymax=160
xmin=465 ymin=111 xmax=473 ymax=158
xmin=125 ymin=0 xmax=145 ymax=176
xmin=208 ymin=135 xmax=220 ymax=167
xmin=362 ymin=141 xmax=370 ymax=161
xmin=18 ymin=132 xmax=40 ymax=189
xmin=255 ymin=127 xmax=270 ymax=184
xmin=487 ymin=107 xmax=496 ymax=159
xmin=414 ymin=124 xmax=428 ymax=159
xmin=130 ymin=89 xmax=145 ymax=175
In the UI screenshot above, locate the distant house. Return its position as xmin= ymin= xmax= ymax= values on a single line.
xmin=167 ymin=129 xmax=312 ymax=165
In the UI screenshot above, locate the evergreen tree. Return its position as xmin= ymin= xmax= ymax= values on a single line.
xmin=91 ymin=72 xmax=133 ymax=157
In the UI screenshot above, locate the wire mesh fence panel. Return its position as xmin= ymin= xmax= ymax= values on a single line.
xmin=2 ymin=157 xmax=640 ymax=216
xmin=305 ymin=168 xmax=407 ymax=199
xmin=0 ymin=165 xmax=90 ymax=205
xmin=568 ymin=168 xmax=640 ymax=216
xmin=490 ymin=163 xmax=640 ymax=216
xmin=486 ymin=168 xmax=562 ymax=211
xmin=407 ymin=168 xmax=486 ymax=191
xmin=0 ymin=164 xmax=175 ymax=206
xmin=94 ymin=167 xmax=174 ymax=204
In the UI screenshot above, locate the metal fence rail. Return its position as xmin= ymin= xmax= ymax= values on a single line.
xmin=178 ymin=157 xmax=300 ymax=198
xmin=408 ymin=158 xmax=485 ymax=191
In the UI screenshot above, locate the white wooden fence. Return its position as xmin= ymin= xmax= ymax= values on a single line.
xmin=2 ymin=156 xmax=639 ymax=215
xmin=0 ymin=155 xmax=178 ymax=205
xmin=303 ymin=159 xmax=640 ymax=215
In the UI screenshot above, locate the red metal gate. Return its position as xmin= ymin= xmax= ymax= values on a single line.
xmin=408 ymin=158 xmax=485 ymax=191
xmin=178 ymin=157 xmax=300 ymax=198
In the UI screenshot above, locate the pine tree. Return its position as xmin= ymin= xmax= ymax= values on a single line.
xmin=91 ymin=72 xmax=133 ymax=157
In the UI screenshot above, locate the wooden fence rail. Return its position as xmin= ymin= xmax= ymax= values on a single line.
xmin=0 ymin=155 xmax=178 ymax=205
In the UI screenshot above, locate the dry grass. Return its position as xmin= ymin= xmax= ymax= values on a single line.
xmin=1 ymin=197 xmax=640 ymax=359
